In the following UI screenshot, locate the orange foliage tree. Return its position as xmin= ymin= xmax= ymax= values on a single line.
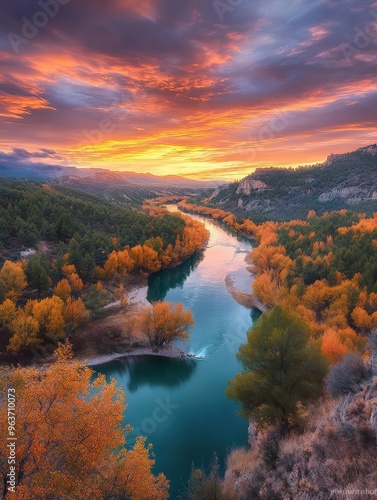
xmin=54 ymin=278 xmax=72 ymax=301
xmin=25 ymin=296 xmax=65 ymax=343
xmin=0 ymin=260 xmax=27 ymax=302
xmin=0 ymin=344 xmax=169 ymax=499
xmin=142 ymin=301 xmax=194 ymax=348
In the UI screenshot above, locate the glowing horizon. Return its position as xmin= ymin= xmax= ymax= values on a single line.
xmin=1 ymin=0 xmax=376 ymax=181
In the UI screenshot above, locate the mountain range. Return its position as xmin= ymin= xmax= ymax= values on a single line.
xmin=0 ymin=162 xmax=221 ymax=190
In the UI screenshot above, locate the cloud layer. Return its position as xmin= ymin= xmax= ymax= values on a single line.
xmin=0 ymin=0 xmax=376 ymax=179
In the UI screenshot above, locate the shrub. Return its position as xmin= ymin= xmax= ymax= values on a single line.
xmin=326 ymin=354 xmax=369 ymax=397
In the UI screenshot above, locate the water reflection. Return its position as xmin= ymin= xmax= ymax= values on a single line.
xmin=97 ymin=356 xmax=198 ymax=393
xmin=148 ymin=250 xmax=204 ymax=302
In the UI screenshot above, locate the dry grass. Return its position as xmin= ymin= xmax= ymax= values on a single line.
xmin=224 ymin=377 xmax=377 ymax=499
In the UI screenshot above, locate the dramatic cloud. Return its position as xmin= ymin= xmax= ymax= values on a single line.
xmin=0 ymin=0 xmax=376 ymax=179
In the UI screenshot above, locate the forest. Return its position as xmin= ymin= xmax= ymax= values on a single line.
xmin=0 ymin=181 xmax=208 ymax=358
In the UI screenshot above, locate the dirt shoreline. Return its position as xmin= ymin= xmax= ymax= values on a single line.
xmin=84 ymin=344 xmax=193 ymax=367
xmin=71 ymin=278 xmax=198 ymax=367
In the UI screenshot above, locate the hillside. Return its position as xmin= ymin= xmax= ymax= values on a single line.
xmin=0 ymin=179 xmax=186 ymax=275
xmin=51 ymin=172 xmax=162 ymax=206
xmin=195 ymin=145 xmax=377 ymax=221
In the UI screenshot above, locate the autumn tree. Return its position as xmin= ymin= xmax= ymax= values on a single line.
xmin=62 ymin=263 xmax=84 ymax=292
xmin=0 ymin=344 xmax=169 ymax=499
xmin=183 ymin=455 xmax=227 ymax=500
xmin=63 ymin=297 xmax=89 ymax=332
xmin=7 ymin=313 xmax=40 ymax=353
xmin=54 ymin=278 xmax=72 ymax=302
xmin=227 ymin=306 xmax=328 ymax=429
xmin=142 ymin=301 xmax=194 ymax=348
xmin=0 ymin=260 xmax=27 ymax=302
xmin=0 ymin=299 xmax=17 ymax=329
xmin=26 ymin=296 xmax=65 ymax=342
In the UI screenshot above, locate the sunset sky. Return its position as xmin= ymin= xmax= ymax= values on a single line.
xmin=0 ymin=0 xmax=376 ymax=180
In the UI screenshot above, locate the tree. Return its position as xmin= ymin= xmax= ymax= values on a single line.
xmin=26 ymin=296 xmax=65 ymax=342
xmin=83 ymin=282 xmax=108 ymax=318
xmin=25 ymin=253 xmax=51 ymax=295
xmin=63 ymin=297 xmax=89 ymax=332
xmin=62 ymin=264 xmax=84 ymax=292
xmin=0 ymin=260 xmax=27 ymax=302
xmin=0 ymin=299 xmax=17 ymax=329
xmin=142 ymin=301 xmax=194 ymax=348
xmin=326 ymin=354 xmax=369 ymax=397
xmin=226 ymin=306 xmax=328 ymax=429
xmin=54 ymin=278 xmax=72 ymax=302
xmin=7 ymin=313 xmax=40 ymax=353
xmin=0 ymin=344 xmax=169 ymax=499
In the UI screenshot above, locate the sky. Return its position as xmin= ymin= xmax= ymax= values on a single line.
xmin=0 ymin=0 xmax=376 ymax=180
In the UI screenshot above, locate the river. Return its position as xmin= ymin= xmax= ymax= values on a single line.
xmin=95 ymin=207 xmax=259 ymax=498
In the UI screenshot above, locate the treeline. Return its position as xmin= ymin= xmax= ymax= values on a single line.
xmin=177 ymin=200 xmax=257 ymax=237
xmin=0 ymin=181 xmax=208 ymax=356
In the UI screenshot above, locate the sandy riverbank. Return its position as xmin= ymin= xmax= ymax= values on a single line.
xmin=71 ymin=278 xmax=197 ymax=366
xmin=85 ymin=344 xmax=192 ymax=367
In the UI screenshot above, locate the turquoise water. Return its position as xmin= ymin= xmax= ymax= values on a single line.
xmin=95 ymin=208 xmax=258 ymax=498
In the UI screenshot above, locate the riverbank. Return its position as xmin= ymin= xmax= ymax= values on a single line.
xmin=225 ymin=274 xmax=267 ymax=312
xmin=85 ymin=344 xmax=191 ymax=367
xmin=71 ymin=277 xmax=198 ymax=366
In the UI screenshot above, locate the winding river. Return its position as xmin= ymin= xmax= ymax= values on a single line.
xmin=95 ymin=207 xmax=259 ymax=498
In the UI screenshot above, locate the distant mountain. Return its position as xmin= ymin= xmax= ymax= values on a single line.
xmin=0 ymin=161 xmax=221 ymax=189
xmin=51 ymin=172 xmax=196 ymax=206
xmin=112 ymin=171 xmax=222 ymax=189
xmin=195 ymin=144 xmax=377 ymax=221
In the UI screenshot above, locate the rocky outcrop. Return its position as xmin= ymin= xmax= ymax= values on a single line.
xmin=236 ymin=178 xmax=267 ymax=195
xmin=318 ymin=186 xmax=366 ymax=202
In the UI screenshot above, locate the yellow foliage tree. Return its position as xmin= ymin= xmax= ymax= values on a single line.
xmin=63 ymin=297 xmax=90 ymax=331
xmin=321 ymin=328 xmax=348 ymax=363
xmin=252 ymin=270 xmax=281 ymax=308
xmin=0 ymin=344 xmax=169 ymax=499
xmin=0 ymin=299 xmax=17 ymax=328
xmin=7 ymin=313 xmax=40 ymax=353
xmin=142 ymin=301 xmax=194 ymax=347
xmin=27 ymin=296 xmax=65 ymax=342
xmin=62 ymin=264 xmax=83 ymax=292
xmin=0 ymin=260 xmax=27 ymax=302
xmin=54 ymin=278 xmax=72 ymax=302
